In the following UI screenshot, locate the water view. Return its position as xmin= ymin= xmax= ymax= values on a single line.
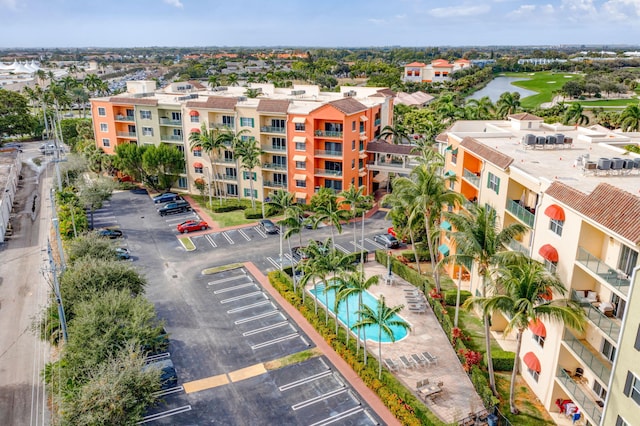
xmin=466 ymin=76 xmax=537 ymax=103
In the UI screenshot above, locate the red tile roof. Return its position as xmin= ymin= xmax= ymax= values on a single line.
xmin=256 ymin=99 xmax=290 ymax=114
xmin=459 ymin=137 xmax=513 ymax=170
xmin=435 ymin=133 xmax=449 ymax=143
xmin=405 ymin=62 xmax=426 ymax=67
xmin=109 ymin=97 xmax=158 ymax=106
xmin=509 ymin=113 xmax=543 ymax=121
xmin=327 ymin=97 xmax=368 ymax=115
xmin=185 ymin=96 xmax=237 ymax=110
xmin=545 ymin=182 xmax=640 ymax=244
xmin=366 ymin=140 xmax=416 ymax=155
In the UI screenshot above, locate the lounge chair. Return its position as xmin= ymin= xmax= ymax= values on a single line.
xmin=411 ymin=353 xmax=429 ymax=367
xmin=422 ymin=351 xmax=438 ymax=365
xmin=384 ymin=358 xmax=399 ymax=372
xmin=399 ymin=355 xmax=417 ymax=369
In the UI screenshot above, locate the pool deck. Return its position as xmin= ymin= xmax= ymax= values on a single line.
xmin=356 ymin=262 xmax=485 ymax=424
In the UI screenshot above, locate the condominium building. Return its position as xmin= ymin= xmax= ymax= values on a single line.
xmin=439 ymin=115 xmax=640 ymax=425
xmin=90 ymin=81 xmax=394 ymax=202
xmin=402 ymin=59 xmax=471 ymax=83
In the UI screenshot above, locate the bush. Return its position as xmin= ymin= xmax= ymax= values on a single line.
xmin=443 ymin=290 xmax=472 ymax=306
xmin=374 ymin=250 xmax=431 ymax=291
xmin=211 ymin=203 xmax=244 ymax=213
xmin=489 ymin=349 xmax=515 ymax=372
xmin=244 ymin=208 xmax=262 ymax=219
xmin=471 ymin=365 xmax=499 ymax=408
xmin=400 ymin=250 xmax=431 ymax=262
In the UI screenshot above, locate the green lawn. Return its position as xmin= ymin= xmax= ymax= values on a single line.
xmin=568 ymin=98 xmax=639 ymax=108
xmin=501 ymin=71 xmax=580 ymax=109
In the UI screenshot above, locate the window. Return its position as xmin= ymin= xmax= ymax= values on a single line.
xmin=325 ymin=142 xmax=342 ymax=154
xmin=226 ymin=184 xmax=238 ymax=196
xmin=543 ymin=259 xmax=557 ymax=274
xmin=295 ymin=123 xmax=305 ymax=131
xmin=358 ymin=177 xmax=363 ymax=186
xmin=271 ymin=119 xmax=285 ymax=129
xmin=272 ymin=137 xmax=286 ymax=150
xmin=140 ymin=110 xmax=151 ymax=119
xmin=295 ymin=161 xmax=306 ymax=170
xmin=527 ymin=368 xmax=539 ymax=382
xmin=618 ymin=245 xmax=638 ymax=277
xmin=616 ymin=416 xmax=629 ymax=426
xmin=295 ymin=141 xmax=306 ymax=151
xmin=194 ymin=165 xmax=203 ymax=173
xmin=624 ymin=372 xmax=640 ymax=405
xmin=193 ymin=149 xmax=202 ymax=157
xmin=359 ymin=159 xmax=364 ymax=169
xmin=240 ymin=117 xmax=254 ymax=127
xmin=101 ymin=138 xmax=110 ymax=147
xmin=533 ymin=334 xmax=545 ymax=348
xmin=243 ymin=188 xmax=258 ymax=198
xmin=487 ymin=172 xmax=500 ymax=193
xmin=97 ymin=107 xmax=106 ymax=116
xmin=591 ymin=380 xmax=606 ymax=401
xmin=359 ymin=140 xmax=364 ymax=151
xmin=602 ymin=338 xmax=617 ymax=362
xmin=634 ymin=324 xmax=640 ymax=351
xmin=296 ymin=180 xmax=306 ymax=188
xmin=451 ymin=150 xmax=458 ymax=165
xmin=190 ymin=115 xmax=199 ymax=123
xmin=177 ymin=177 xmax=187 ymax=188
xmin=550 ymin=219 xmax=564 ymax=236
xmin=242 ymin=171 xmax=257 ymax=180
xmin=225 ymin=168 xmax=237 ymax=179
xmin=142 ymin=127 xmax=153 ymax=136
xmin=224 ymin=151 xmax=234 ymax=162
xmin=272 ymin=155 xmax=286 ymax=167
xmin=352 ymin=140 xmax=356 ymax=150
xmin=611 ymin=293 xmax=626 ymax=319
xmin=351 ymin=159 xmax=355 ymax=169
xmin=324 ymin=180 xmax=342 ymax=191
xmin=171 ymin=111 xmax=182 ymax=121
xmin=352 ymin=121 xmax=356 ymax=131
xmin=100 ymin=123 xmax=108 ymax=132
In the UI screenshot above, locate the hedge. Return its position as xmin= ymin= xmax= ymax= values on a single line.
xmin=471 ymin=365 xmax=499 ymax=408
xmin=244 ymin=208 xmax=262 ymax=219
xmin=400 ymin=249 xmax=431 ymax=262
xmin=374 ymin=250 xmax=430 ymax=292
xmin=488 ymin=349 xmax=515 ymax=372
xmin=268 ymin=270 xmax=444 ymax=426
xmin=443 ymin=290 xmax=472 ymax=306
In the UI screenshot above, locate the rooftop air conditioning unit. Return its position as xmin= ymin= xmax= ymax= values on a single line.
xmin=237 ymin=96 xmax=247 ymax=102
xmin=213 ymin=86 xmax=228 ymax=92
xmin=290 ymin=90 xmax=305 ymax=96
xmin=343 ymin=90 xmax=357 ymax=97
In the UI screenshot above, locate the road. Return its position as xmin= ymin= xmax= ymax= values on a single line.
xmin=0 ymin=142 xmax=55 ymax=426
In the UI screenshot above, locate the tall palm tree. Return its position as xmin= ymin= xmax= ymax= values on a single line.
xmin=323 ymin=249 xmax=357 ymax=328
xmin=465 ymin=96 xmax=495 ymax=120
xmin=337 ymin=270 xmax=378 ymax=350
xmin=393 ymin=162 xmax=462 ymax=292
xmin=496 ymin=92 xmax=521 ymax=119
xmin=233 ymin=136 xmax=262 ymax=209
xmin=619 ymin=104 xmax=640 ymax=132
xmin=464 ymin=253 xmax=585 ymax=414
xmin=268 ymin=190 xmax=295 ymax=270
xmin=207 ymin=74 xmax=220 ymax=89
xmin=352 ymin=295 xmax=410 ymax=378
xmin=84 ymin=74 xmax=103 ymax=96
xmin=189 ymin=124 xmax=227 ymax=206
xmin=339 ymin=185 xmax=371 ymax=260
xmin=383 ymin=189 xmax=424 ymax=275
xmin=280 ymin=203 xmax=304 ymax=287
xmin=563 ymin=102 xmax=589 ymax=126
xmin=313 ymin=190 xmax=350 ymax=251
xmin=379 ymin=124 xmax=410 ymax=145
xmin=226 ymin=73 xmax=239 ymax=87
xmin=446 ymin=203 xmax=526 ymax=395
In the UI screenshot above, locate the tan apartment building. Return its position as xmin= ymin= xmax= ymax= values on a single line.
xmin=440 ymin=115 xmax=640 ymax=425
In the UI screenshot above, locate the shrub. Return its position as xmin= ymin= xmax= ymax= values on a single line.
xmin=443 ymin=290 xmax=472 ymax=306
xmin=489 ymin=349 xmax=515 ymax=371
xmin=471 ymin=365 xmax=499 ymax=408
xmin=400 ymin=250 xmax=431 ymax=262
xmin=244 ymin=208 xmax=262 ymax=219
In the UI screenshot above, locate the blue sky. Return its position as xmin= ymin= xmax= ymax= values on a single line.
xmin=1 ymin=0 xmax=639 ymax=48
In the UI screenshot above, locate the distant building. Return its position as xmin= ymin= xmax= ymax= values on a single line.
xmin=402 ymin=59 xmax=471 ymax=83
xmin=394 ymin=91 xmax=434 ymax=108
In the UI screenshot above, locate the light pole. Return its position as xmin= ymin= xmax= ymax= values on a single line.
xmin=204 ymin=166 xmax=212 ymax=208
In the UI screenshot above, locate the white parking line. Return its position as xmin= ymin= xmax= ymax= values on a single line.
xmin=279 ymin=370 xmax=333 ymax=391
xmin=284 ymin=253 xmax=298 ymax=265
xmin=242 ymin=321 xmax=290 ymax=336
xmin=219 ymin=291 xmax=265 ymax=304
xmin=227 ymin=300 xmax=273 ymax=313
xmin=234 ymin=310 xmax=282 ymax=324
xmin=212 ymin=282 xmax=256 ymax=294
xmin=254 ymin=226 xmax=268 ymax=239
xmin=221 ymin=231 xmax=234 ymax=245
xmin=145 ymin=352 xmax=170 ymax=363
xmin=365 ymin=238 xmax=385 ymax=250
xmin=207 ymin=275 xmax=246 ymax=286
xmin=165 ymin=213 xmax=197 ymax=224
xmin=138 ymin=405 xmax=192 ymax=424
xmin=152 ymin=385 xmax=184 ymax=397
xmin=349 ymin=241 xmax=366 ymax=251
xmin=334 ymin=243 xmax=350 ymax=254
xmin=250 ymin=333 xmax=299 ymax=350
xmin=309 ymin=407 xmax=365 ymax=426
xmin=238 ymin=229 xmax=251 ymax=241
xmin=291 ymin=388 xmax=348 ymax=410
xmin=205 ymin=234 xmax=217 ymax=248
xmin=266 ymin=257 xmax=280 ymax=269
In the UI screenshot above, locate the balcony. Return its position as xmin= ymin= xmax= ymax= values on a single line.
xmin=261 ymin=145 xmax=286 ymax=153
xmin=160 ymin=135 xmax=183 ymax=142
xmin=263 ymin=162 xmax=287 ymax=171
xmin=576 ymin=247 xmax=630 ymax=297
xmin=260 ymin=126 xmax=286 ymax=134
xmin=556 ymin=368 xmax=602 ymax=425
xmin=264 ymin=180 xmax=287 ymax=189
xmin=462 ymin=168 xmax=480 ymax=187
xmin=210 ymin=122 xmax=235 ymax=130
xmin=506 ymin=238 xmax=529 ymax=255
xmin=115 ymin=115 xmax=134 ymax=122
xmin=571 ymin=290 xmax=620 ymax=341
xmin=563 ymin=330 xmax=612 ymax=385
xmin=219 ymin=174 xmax=237 ymax=181
xmin=315 ymin=168 xmax=343 ymax=177
xmin=506 ymin=199 xmax=536 ymax=228
xmin=160 ymin=118 xmax=182 ymax=126
xmin=374 ymin=118 xmax=381 ymax=126
xmin=314 ymin=130 xmax=343 ymax=138
xmin=314 ymin=149 xmax=343 ymax=158
xmin=116 ymin=131 xmax=137 ymax=138
xmin=214 ymin=158 xmax=235 ymax=164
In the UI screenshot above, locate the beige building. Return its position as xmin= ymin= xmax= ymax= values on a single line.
xmin=440 ymin=115 xmax=640 ymax=426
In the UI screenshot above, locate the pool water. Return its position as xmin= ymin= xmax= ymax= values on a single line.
xmin=309 ymin=283 xmax=408 ymax=343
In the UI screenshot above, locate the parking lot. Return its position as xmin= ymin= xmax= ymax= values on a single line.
xmin=97 ymin=190 xmax=393 ymax=425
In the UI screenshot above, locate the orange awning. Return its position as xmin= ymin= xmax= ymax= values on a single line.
xmin=523 ymin=352 xmax=541 ymax=373
xmin=539 ymin=287 xmax=553 ymax=301
xmin=189 ymin=110 xmax=199 ymax=116
xmin=539 ymin=244 xmax=559 ymax=262
xmin=192 ymin=146 xmax=202 ymax=151
xmin=190 ymin=128 xmax=201 ymax=134
xmin=544 ymin=204 xmax=565 ymax=221
xmin=193 ymin=162 xmax=203 ymax=168
xmin=528 ymin=319 xmax=546 ymax=337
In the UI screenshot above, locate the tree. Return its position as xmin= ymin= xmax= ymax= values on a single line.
xmin=383 ymin=188 xmax=425 ymax=275
xmin=207 ymin=74 xmax=220 ymax=89
xmin=65 ymin=233 xmax=122 ymax=264
xmin=323 ymin=249 xmax=357 ymax=327
xmin=312 ymin=188 xmax=350 ymax=250
xmin=0 ymin=89 xmax=37 ymax=140
xmin=379 ymin=124 xmax=411 ymax=145
xmin=189 ymin=124 xmax=227 ymax=205
xmin=78 ymin=177 xmax=115 ymax=229
xmin=142 ymin=144 xmax=185 ymax=191
xmin=336 ymin=270 xmax=378 ymax=351
xmin=339 ymin=185 xmax=371 ymax=264
xmin=496 ymin=92 xmax=521 ymax=118
xmin=464 ymin=254 xmax=585 ymax=414
xmin=563 ymin=103 xmax=589 ymax=126
xmin=84 ymin=74 xmax=103 ymax=96
xmin=619 ymin=104 xmax=640 ymax=132
xmin=233 ymin=135 xmax=262 ymax=209
xmin=351 ymin=295 xmax=410 ymax=378
xmin=226 ymin=73 xmax=239 ymax=87
xmin=446 ymin=203 xmax=526 ymax=395
xmin=115 ymin=143 xmax=148 ymax=183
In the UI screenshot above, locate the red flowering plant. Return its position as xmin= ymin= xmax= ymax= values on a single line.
xmin=458 ymin=349 xmax=483 ymax=372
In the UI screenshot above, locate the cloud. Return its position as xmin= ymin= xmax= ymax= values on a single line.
xmin=559 ymin=0 xmax=596 ymax=14
xmin=602 ymin=0 xmax=640 ymax=20
xmin=428 ymin=4 xmax=490 ymax=18
xmin=164 ymin=0 xmax=184 ymax=8
xmin=507 ymin=3 xmax=555 ymax=18
xmin=368 ymin=18 xmax=385 ymax=24
xmin=0 ymin=0 xmax=18 ymax=9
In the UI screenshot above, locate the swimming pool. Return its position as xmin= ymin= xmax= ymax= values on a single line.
xmin=309 ymin=283 xmax=409 ymax=343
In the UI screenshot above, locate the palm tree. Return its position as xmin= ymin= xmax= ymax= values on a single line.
xmin=207 ymin=74 xmax=220 ymax=89
xmin=619 ymin=104 xmax=640 ymax=132
xmin=323 ymin=249 xmax=357 ymax=327
xmin=337 ymin=270 xmax=378 ymax=350
xmin=393 ymin=163 xmax=462 ymax=292
xmin=189 ymin=124 xmax=227 ymax=206
xmin=84 ymin=74 xmax=103 ymax=96
xmin=298 ymin=239 xmax=331 ymax=305
xmin=268 ymin=190 xmax=295 ymax=270
xmin=233 ymin=136 xmax=262 ymax=209
xmin=465 ymin=96 xmax=495 ymax=120
xmin=446 ymin=203 xmax=526 ymax=396
xmin=464 ymin=253 xmax=585 ymax=414
xmin=379 ymin=124 xmax=410 ymax=145
xmin=280 ymin=203 xmax=304 ymax=287
xmin=352 ymin=295 xmax=410 ymax=378
xmin=339 ymin=185 xmax=371 ymax=262
xmin=383 ymin=189 xmax=424 ymax=274
xmin=226 ymin=73 xmax=239 ymax=87
xmin=496 ymin=92 xmax=521 ymax=118
xmin=563 ymin=103 xmax=589 ymax=126
xmin=312 ymin=189 xmax=350 ymax=250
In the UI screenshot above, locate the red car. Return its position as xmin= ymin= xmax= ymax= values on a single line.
xmin=177 ymin=220 xmax=209 ymax=233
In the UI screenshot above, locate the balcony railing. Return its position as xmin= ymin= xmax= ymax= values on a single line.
xmin=314 ymin=149 xmax=343 ymax=157
xmin=315 ymin=168 xmax=343 ymax=177
xmin=576 ymin=247 xmax=630 ymax=296
xmin=159 ymin=118 xmax=182 ymax=126
xmin=260 ymin=126 xmax=286 ymax=134
xmin=556 ymin=368 xmax=602 ymax=425
xmin=261 ymin=145 xmax=286 ymax=152
xmin=210 ymin=122 xmax=235 ymax=129
xmin=463 ymin=168 xmax=480 ymax=187
xmin=219 ymin=174 xmax=237 ymax=181
xmin=506 ymin=239 xmax=529 ymax=255
xmin=571 ymin=290 xmax=620 ymax=341
xmin=263 ymin=162 xmax=287 ymax=171
xmin=374 ymin=119 xmax=381 ymax=126
xmin=214 ymin=158 xmax=235 ymax=164
xmin=506 ymin=199 xmax=536 ymax=228
xmin=264 ymin=180 xmax=287 ymax=188
xmin=115 ymin=115 xmax=134 ymax=122
xmin=116 ymin=131 xmax=137 ymax=138
xmin=563 ymin=330 xmax=612 ymax=385
xmin=314 ymin=130 xmax=343 ymax=138
xmin=160 ymin=135 xmax=183 ymax=142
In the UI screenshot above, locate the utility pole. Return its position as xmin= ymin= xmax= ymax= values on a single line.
xmin=47 ymin=240 xmax=68 ymax=343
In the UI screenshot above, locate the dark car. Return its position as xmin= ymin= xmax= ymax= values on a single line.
xmin=153 ymin=192 xmax=180 ymax=204
xmin=373 ymin=233 xmax=400 ymax=248
xmin=259 ymin=219 xmax=279 ymax=234
xmin=143 ymin=359 xmax=177 ymax=390
xmin=176 ymin=220 xmax=208 ymax=233
xmin=299 ymin=214 xmax=314 ymax=229
xmin=291 ymin=246 xmax=310 ymax=261
xmin=98 ymin=228 xmax=123 ymax=239
xmin=115 ymin=247 xmax=131 ymax=260
xmin=158 ymin=200 xmax=191 ymax=216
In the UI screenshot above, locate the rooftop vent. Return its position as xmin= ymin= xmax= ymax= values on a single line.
xmin=290 ymin=89 xmax=306 ymax=96
xmin=343 ymin=90 xmax=357 ymax=97
xmin=213 ymin=86 xmax=228 ymax=92
xmin=176 ymin=94 xmax=199 ymax=101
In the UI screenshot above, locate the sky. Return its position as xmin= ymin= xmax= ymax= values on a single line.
xmin=1 ymin=0 xmax=640 ymax=48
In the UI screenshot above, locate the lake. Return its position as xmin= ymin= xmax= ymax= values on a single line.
xmin=466 ymin=76 xmax=537 ymax=102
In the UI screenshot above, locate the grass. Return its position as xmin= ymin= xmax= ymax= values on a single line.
xmin=178 ymin=237 xmax=195 ymax=251
xmin=495 ymin=372 xmax=555 ymax=425
xmin=190 ymin=195 xmax=261 ymax=228
xmin=568 ymin=98 xmax=639 ymax=108
xmin=264 ymin=348 xmax=323 ymax=370
xmin=501 ymin=71 xmax=578 ymax=109
xmin=32 ymin=157 xmax=42 ymax=166
xmin=202 ymin=263 xmax=245 ymax=274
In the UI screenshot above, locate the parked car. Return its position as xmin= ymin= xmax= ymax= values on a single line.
xmin=153 ymin=192 xmax=180 ymax=204
xmin=115 ymin=247 xmax=131 ymax=260
xmin=158 ymin=200 xmax=191 ymax=216
xmin=259 ymin=219 xmax=279 ymax=234
xmin=176 ymin=220 xmax=209 ymax=233
xmin=373 ymin=233 xmax=400 ymax=248
xmin=98 ymin=228 xmax=123 ymax=239
xmin=142 ymin=359 xmax=177 ymax=390
xmin=291 ymin=246 xmax=311 ymax=261
xmin=39 ymin=143 xmax=59 ymax=155
xmin=299 ymin=214 xmax=314 ymax=229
